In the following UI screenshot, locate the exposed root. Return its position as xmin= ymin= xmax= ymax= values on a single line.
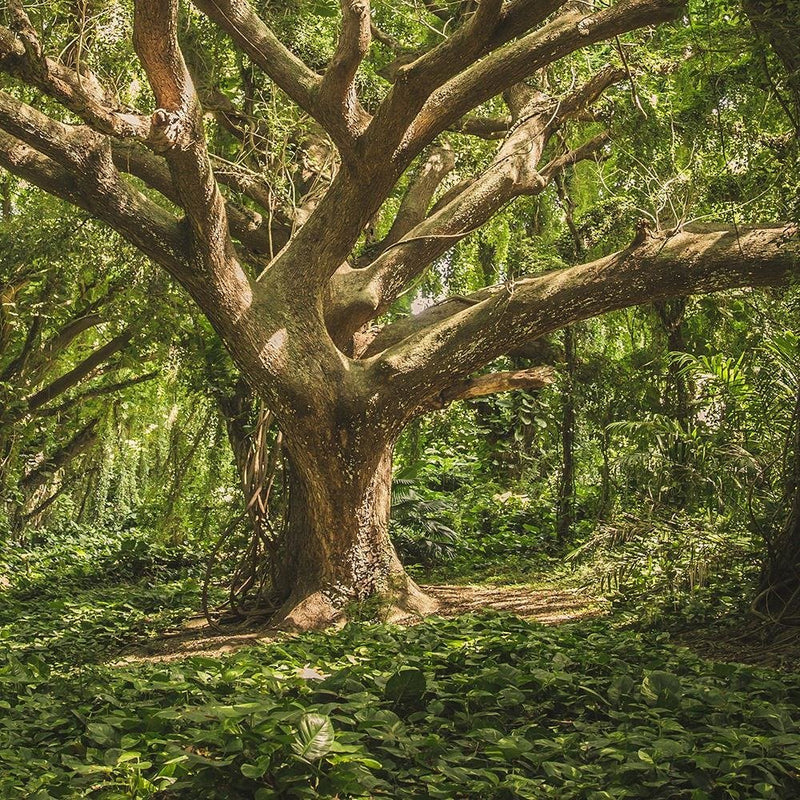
xmin=269 ymin=576 xmax=439 ymax=632
xmin=386 ymin=574 xmax=439 ymax=621
xmin=271 ymin=591 xmax=346 ymax=632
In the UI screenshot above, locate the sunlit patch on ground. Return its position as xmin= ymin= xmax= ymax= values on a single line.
xmin=115 ymin=584 xmax=608 ymax=663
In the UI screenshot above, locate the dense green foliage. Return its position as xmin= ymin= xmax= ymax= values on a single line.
xmin=3 ymin=576 xmax=800 ymax=798
xmin=2 ymin=0 xmax=800 ymax=797
xmin=0 ymin=525 xmax=203 ymax=668
xmin=1 ymin=528 xmax=798 ymax=798
xmin=3 ymin=618 xmax=800 ymax=799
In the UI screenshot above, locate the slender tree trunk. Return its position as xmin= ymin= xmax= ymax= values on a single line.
xmin=555 ymin=173 xmax=581 ymax=542
xmin=754 ymin=386 xmax=800 ymax=624
xmin=598 ymin=425 xmax=612 ymax=519
xmin=271 ymin=432 xmax=436 ymax=629
xmin=657 ymin=298 xmax=690 ymax=423
xmin=655 ymin=297 xmax=691 ymax=506
xmin=557 ymin=325 xmax=576 ymax=542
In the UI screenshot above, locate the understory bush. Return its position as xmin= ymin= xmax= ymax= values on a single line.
xmin=566 ymin=511 xmax=760 ymax=624
xmin=1 ymin=522 xmax=206 ymax=599
xmin=0 ymin=524 xmax=203 ymax=667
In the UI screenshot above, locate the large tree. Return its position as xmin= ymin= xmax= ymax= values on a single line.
xmin=0 ymin=0 xmax=797 ymax=628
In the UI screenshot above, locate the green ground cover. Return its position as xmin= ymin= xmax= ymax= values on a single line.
xmin=2 ymin=546 xmax=799 ymax=799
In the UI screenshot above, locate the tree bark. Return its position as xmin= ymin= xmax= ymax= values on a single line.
xmin=271 ymin=432 xmax=437 ymax=629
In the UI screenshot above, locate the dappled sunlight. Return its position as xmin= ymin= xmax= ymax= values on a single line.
xmin=114 ymin=584 xmax=608 ymax=664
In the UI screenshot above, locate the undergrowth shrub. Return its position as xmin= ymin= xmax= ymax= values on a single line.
xmin=1 ymin=522 xmax=206 ymax=599
xmin=567 ymin=511 xmax=759 ymax=623
xmin=0 ymin=523 xmax=203 ymax=668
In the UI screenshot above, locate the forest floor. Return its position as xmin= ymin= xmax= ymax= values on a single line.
xmin=116 ymin=582 xmax=609 ymax=663
xmin=4 ymin=544 xmax=800 ymax=799
xmin=114 ymin=580 xmax=800 ymax=671
xmin=675 ymin=622 xmax=800 ymax=671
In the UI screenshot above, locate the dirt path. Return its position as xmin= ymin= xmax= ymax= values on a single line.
xmin=116 ymin=583 xmax=607 ymax=664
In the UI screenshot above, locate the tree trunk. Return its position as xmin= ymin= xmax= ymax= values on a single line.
xmin=655 ymin=297 xmax=691 ymax=506
xmin=754 ymin=386 xmax=800 ymax=624
xmin=271 ymin=436 xmax=437 ymax=630
xmin=756 ymin=511 xmax=800 ymax=625
xmin=557 ymin=325 xmax=576 ymax=542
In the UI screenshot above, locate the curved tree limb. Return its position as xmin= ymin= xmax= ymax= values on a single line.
xmin=0 ymin=22 xmax=150 ymax=141
xmin=394 ymin=0 xmax=682 ymax=165
xmin=372 ymin=225 xmax=800 ymax=408
xmin=317 ymin=0 xmax=372 ymax=149
xmin=0 ymin=129 xmax=187 ymax=277
xmin=329 ymin=71 xmax=617 ymax=336
xmin=189 ymin=0 xmax=323 ymax=131
xmin=134 ymin=0 xmax=235 ymax=277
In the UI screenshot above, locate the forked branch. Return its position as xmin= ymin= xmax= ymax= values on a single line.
xmin=317 ymin=0 xmax=372 ymax=149
xmin=395 ymin=0 xmax=683 ymax=164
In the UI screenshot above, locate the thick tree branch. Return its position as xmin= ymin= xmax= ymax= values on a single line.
xmin=372 ymin=225 xmax=800 ymax=409
xmin=260 ymin=3 xmax=652 ymax=302
xmin=0 ymin=87 xmax=100 ymax=171
xmin=450 ymin=114 xmax=511 ymax=139
xmin=0 ymin=88 xmax=189 ymax=273
xmin=317 ymin=0 xmax=372 ymax=149
xmin=332 ymin=91 xmax=610 ymax=335
xmin=367 ymin=0 xmax=543 ymax=161
xmin=0 ymin=130 xmax=187 ymax=276
xmin=395 ymin=0 xmax=683 ymax=164
xmin=324 ymin=145 xmax=455 ymax=337
xmin=0 ymin=23 xmax=150 ymax=140
xmin=365 ymin=144 xmax=456 ymax=258
xmin=134 ymin=0 xmax=235 ymax=274
xmin=110 ymin=140 xmax=289 ymax=256
xmin=305 ymin=1 xmax=672 ymax=307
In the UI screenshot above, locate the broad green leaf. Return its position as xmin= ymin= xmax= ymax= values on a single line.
xmin=384 ymin=668 xmax=426 ymax=703
xmin=291 ymin=713 xmax=334 ymax=761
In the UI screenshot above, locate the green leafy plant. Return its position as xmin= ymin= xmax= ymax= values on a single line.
xmin=3 ymin=614 xmax=800 ymax=799
xmin=390 ymin=471 xmax=459 ymax=566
